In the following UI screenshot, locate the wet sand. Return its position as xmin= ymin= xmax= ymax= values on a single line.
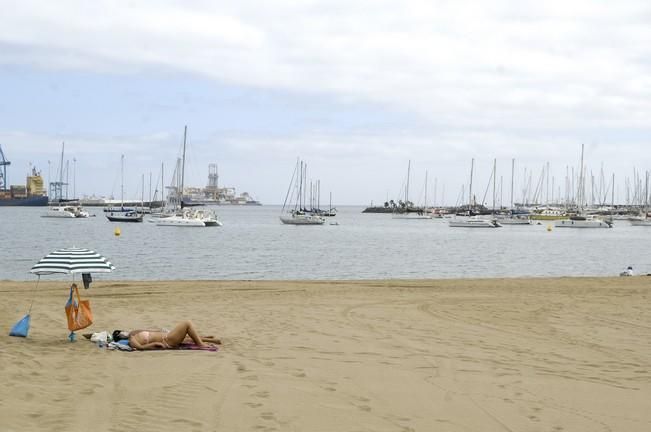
xmin=1 ymin=277 xmax=649 ymax=431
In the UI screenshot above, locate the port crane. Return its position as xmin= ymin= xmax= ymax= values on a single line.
xmin=0 ymin=144 xmax=11 ymax=190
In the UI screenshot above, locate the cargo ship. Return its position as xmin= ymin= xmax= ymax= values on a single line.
xmin=0 ymin=167 xmax=48 ymax=206
xmin=0 ymin=145 xmax=48 ymax=206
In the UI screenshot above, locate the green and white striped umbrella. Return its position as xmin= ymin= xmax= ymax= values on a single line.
xmin=30 ymin=247 xmax=115 ymax=275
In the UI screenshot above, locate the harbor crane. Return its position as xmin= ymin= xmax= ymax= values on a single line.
xmin=0 ymin=144 xmax=11 ymax=190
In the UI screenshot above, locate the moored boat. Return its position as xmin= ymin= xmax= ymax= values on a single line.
xmin=0 ymin=145 xmax=48 ymax=206
xmin=449 ymin=216 xmax=502 ymax=228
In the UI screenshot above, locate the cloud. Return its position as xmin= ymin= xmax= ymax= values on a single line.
xmin=2 ymin=0 xmax=651 ymax=128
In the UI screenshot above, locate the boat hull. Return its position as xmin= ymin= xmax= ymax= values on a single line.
xmin=280 ymin=214 xmax=325 ymax=225
xmin=156 ymin=216 xmax=206 ymax=227
xmin=630 ymin=219 xmax=651 ymax=226
xmin=106 ymin=214 xmax=143 ymax=222
xmin=554 ymin=219 xmax=612 ymax=228
xmin=449 ymin=218 xmax=502 ymax=228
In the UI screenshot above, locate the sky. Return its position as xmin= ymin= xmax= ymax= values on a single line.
xmin=1 ymin=0 xmax=651 ymax=205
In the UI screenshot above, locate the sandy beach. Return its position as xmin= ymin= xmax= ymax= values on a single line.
xmin=1 ymin=277 xmax=649 ymax=431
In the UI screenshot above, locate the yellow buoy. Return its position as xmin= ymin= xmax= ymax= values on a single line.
xmin=114 ymin=227 xmax=121 ymax=237
xmin=547 ymin=224 xmax=552 ymax=232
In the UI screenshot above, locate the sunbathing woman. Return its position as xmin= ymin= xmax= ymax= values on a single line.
xmin=114 ymin=320 xmax=221 ymax=350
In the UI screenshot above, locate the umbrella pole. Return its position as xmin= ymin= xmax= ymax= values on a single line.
xmin=69 ymin=274 xmax=76 ymax=342
xmin=27 ymin=275 xmax=40 ymax=315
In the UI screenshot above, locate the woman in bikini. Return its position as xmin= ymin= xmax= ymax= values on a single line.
xmin=115 ymin=320 xmax=221 ymax=350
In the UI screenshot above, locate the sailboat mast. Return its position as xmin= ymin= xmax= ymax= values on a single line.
xmin=578 ymin=143 xmax=585 ymax=210
xmin=299 ymin=161 xmax=303 ymax=210
xmin=492 ymin=158 xmax=496 ymax=211
xmin=510 ymin=158 xmax=514 ymax=209
xmin=469 ymin=158 xmax=474 ymax=209
xmin=161 ymin=162 xmax=165 ymax=207
xmin=141 ymin=173 xmax=144 ymax=209
xmin=149 ymin=172 xmax=152 ymax=206
xmin=181 ymin=126 xmax=187 ymax=205
xmin=120 ymin=154 xmax=124 ymax=207
xmin=406 ymin=160 xmax=411 ymax=206
xmin=424 ymin=170 xmax=428 ymax=211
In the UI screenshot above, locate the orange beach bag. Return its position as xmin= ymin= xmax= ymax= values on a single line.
xmin=65 ymin=285 xmax=93 ymax=331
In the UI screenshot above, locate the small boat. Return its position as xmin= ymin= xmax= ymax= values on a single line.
xmin=554 ymin=215 xmax=613 ymax=228
xmin=191 ymin=208 xmax=223 ymax=226
xmin=155 ymin=126 xmax=223 ymax=228
xmin=106 ymin=155 xmax=144 ymax=223
xmin=449 ymin=216 xmax=502 ymax=228
xmin=630 ymin=218 xmax=651 ymax=226
xmin=105 ymin=207 xmax=143 ymax=222
xmin=528 ymin=208 xmax=569 ymax=221
xmin=43 ymin=205 xmax=89 ymax=218
xmin=280 ymin=210 xmax=326 ymax=225
xmin=156 ymin=209 xmax=206 ymax=227
xmin=496 ymin=215 xmax=532 ymax=225
xmin=280 ymin=158 xmax=326 ymax=225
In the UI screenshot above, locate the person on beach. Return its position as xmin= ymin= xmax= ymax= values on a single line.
xmin=620 ymin=266 xmax=634 ymax=277
xmin=113 ymin=320 xmax=221 ymax=350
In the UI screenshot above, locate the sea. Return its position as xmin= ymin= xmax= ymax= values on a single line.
xmin=1 ymin=205 xmax=649 ymax=281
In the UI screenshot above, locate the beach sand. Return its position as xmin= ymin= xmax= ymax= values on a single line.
xmin=1 ymin=277 xmax=649 ymax=431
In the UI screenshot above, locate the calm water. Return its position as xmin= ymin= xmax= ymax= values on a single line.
xmin=1 ymin=206 xmax=649 ymax=281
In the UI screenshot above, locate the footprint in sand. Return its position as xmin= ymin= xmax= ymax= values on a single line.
xmin=260 ymin=412 xmax=275 ymax=421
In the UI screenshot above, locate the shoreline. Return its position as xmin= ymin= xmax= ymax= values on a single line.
xmin=1 ymin=277 xmax=649 ymax=431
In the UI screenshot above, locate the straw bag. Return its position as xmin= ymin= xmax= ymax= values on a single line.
xmin=65 ymin=285 xmax=93 ymax=331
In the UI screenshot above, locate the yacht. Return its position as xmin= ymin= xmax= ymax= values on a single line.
xmin=105 ymin=155 xmax=144 ymax=223
xmin=156 ymin=209 xmax=206 ymax=227
xmin=43 ymin=205 xmax=89 ymax=218
xmin=280 ymin=210 xmax=326 ymax=225
xmin=105 ymin=206 xmax=143 ymax=222
xmin=191 ymin=208 xmax=223 ymax=226
xmin=449 ymin=216 xmax=502 ymax=228
xmin=496 ymin=215 xmax=532 ymax=225
xmin=554 ymin=215 xmax=613 ymax=228
xmin=630 ymin=217 xmax=651 ymax=226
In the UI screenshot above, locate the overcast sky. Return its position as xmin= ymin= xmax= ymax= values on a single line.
xmin=1 ymin=0 xmax=650 ymax=205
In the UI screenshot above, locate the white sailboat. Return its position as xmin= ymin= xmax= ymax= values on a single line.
xmin=105 ymin=155 xmax=143 ymax=223
xmin=392 ymin=162 xmax=432 ymax=220
xmin=280 ymin=158 xmax=325 ymax=225
xmin=554 ymin=144 xmax=612 ymax=229
xmin=43 ymin=142 xmax=89 ymax=218
xmin=449 ymin=158 xmax=501 ymax=228
xmin=156 ymin=126 xmax=222 ymax=228
xmin=497 ymin=159 xmax=532 ymax=225
xmin=630 ymin=171 xmax=651 ymax=226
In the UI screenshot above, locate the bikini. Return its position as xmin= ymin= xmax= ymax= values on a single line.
xmin=134 ymin=330 xmax=171 ymax=347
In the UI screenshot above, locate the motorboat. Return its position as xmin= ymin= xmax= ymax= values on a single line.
xmin=191 ymin=208 xmax=223 ymax=226
xmin=448 ymin=216 xmax=502 ymax=228
xmin=496 ymin=215 xmax=532 ymax=225
xmin=554 ymin=215 xmax=613 ymax=228
xmin=43 ymin=205 xmax=89 ymax=218
xmin=630 ymin=218 xmax=651 ymax=226
xmin=155 ymin=210 xmax=206 ymax=227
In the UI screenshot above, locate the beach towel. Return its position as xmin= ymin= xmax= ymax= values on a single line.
xmin=178 ymin=343 xmax=219 ymax=352
xmin=107 ymin=342 xmax=219 ymax=352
